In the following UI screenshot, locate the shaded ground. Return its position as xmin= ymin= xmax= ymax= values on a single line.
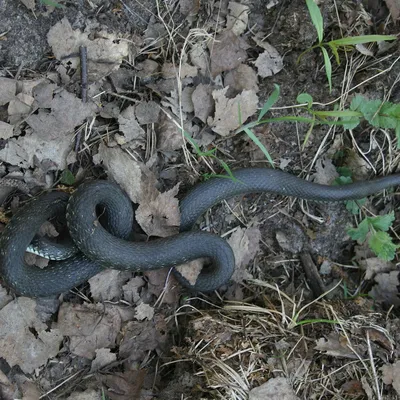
xmin=0 ymin=0 xmax=400 ymax=399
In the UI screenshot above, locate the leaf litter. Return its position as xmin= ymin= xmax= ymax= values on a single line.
xmin=0 ymin=1 xmax=399 ymax=399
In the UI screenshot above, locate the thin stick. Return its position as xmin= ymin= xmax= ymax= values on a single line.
xmin=75 ymin=46 xmax=88 ymax=154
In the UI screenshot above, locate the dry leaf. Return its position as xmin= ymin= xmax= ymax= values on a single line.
xmin=224 ymin=64 xmax=259 ymax=95
xmin=0 ymin=285 xmax=12 ymax=310
xmin=0 ymin=78 xmax=17 ymax=106
xmin=227 ymin=227 xmax=260 ymax=283
xmin=384 ymin=0 xmax=400 ymax=22
xmin=162 ymin=62 xmax=198 ymax=79
xmin=135 ymin=303 xmax=155 ymax=321
xmin=89 ymin=270 xmax=133 ymax=302
xmin=381 ymin=361 xmax=400 ymax=395
xmin=67 ymin=389 xmax=102 ymax=400
xmin=56 ymin=303 xmax=122 ymax=359
xmin=117 ymin=105 xmax=146 ymax=147
xmin=249 ymin=377 xmax=300 ymax=400
xmin=208 ymin=30 xmax=249 ymax=77
xmin=135 ymin=101 xmax=160 ymax=124
xmin=0 ymin=121 xmax=13 ymax=140
xmin=90 ymin=348 xmax=117 ymax=372
xmin=179 ymin=0 xmax=200 ymax=16
xmin=369 ymin=271 xmax=400 ymax=307
xmin=181 ymin=86 xmax=195 ymax=113
xmin=227 ymin=2 xmax=250 ymax=36
xmin=0 ymin=369 xmax=16 ymax=400
xmin=192 ymin=83 xmax=214 ymax=123
xmin=119 ymin=320 xmax=167 ymax=362
xmin=100 ymin=370 xmax=146 ymax=400
xmin=122 ymin=276 xmax=146 ymax=304
xmin=254 ymin=44 xmax=283 ymax=78
xmin=312 ymin=158 xmax=339 ymax=185
xmin=156 ymin=112 xmax=183 ymax=151
xmin=207 ymin=87 xmax=258 ymax=136
xmin=47 ymin=18 xmax=129 ymax=80
xmin=144 ymin=269 xmax=180 ymax=305
xmin=315 ymin=332 xmax=362 ymax=359
xmin=360 ymin=258 xmax=395 ymax=280
xmin=190 ymin=42 xmax=209 ymax=76
xmin=135 ymin=183 xmax=180 ymax=237
xmin=7 ymin=93 xmax=34 ymax=125
xmin=0 ymin=298 xmax=63 ymax=374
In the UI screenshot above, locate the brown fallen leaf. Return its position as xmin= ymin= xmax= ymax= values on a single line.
xmin=47 ymin=18 xmax=129 ymax=81
xmin=360 ymin=257 xmax=395 ymax=280
xmin=311 ymin=158 xmax=339 ymax=185
xmin=0 ymin=369 xmax=17 ymax=400
xmin=179 ymin=0 xmax=200 ymax=16
xmin=249 ymin=377 xmax=300 ymax=400
xmin=67 ymin=388 xmax=102 ymax=400
xmin=224 ymin=64 xmax=259 ymax=96
xmin=208 ymin=30 xmax=249 ymax=77
xmin=135 ymin=101 xmax=161 ymax=124
xmin=189 ymin=42 xmax=209 ymax=76
xmin=207 ymin=87 xmax=258 ymax=136
xmin=0 ymin=121 xmax=13 ymax=140
xmin=100 ymin=370 xmax=146 ymax=400
xmin=369 ymin=270 xmax=400 ymax=307
xmin=90 ymin=348 xmax=117 ymax=372
xmin=381 ymin=361 xmax=400 ymax=395
xmin=144 ymin=269 xmax=179 ymax=305
xmin=117 ymin=105 xmax=146 ymax=147
xmin=119 ymin=320 xmax=167 ymax=362
xmin=135 ymin=303 xmax=155 ymax=321
xmin=89 ymin=270 xmax=134 ymax=302
xmin=315 ymin=332 xmax=364 ymax=359
xmin=0 ymin=297 xmax=63 ymax=374
xmin=227 ymin=227 xmax=260 ymax=283
xmin=56 ymin=303 xmax=122 ymax=359
xmin=156 ymin=112 xmax=183 ymax=151
xmin=122 ymin=276 xmax=146 ymax=304
xmin=254 ymin=44 xmax=284 ymax=78
xmin=162 ymin=62 xmax=198 ymax=79
xmin=192 ymin=83 xmax=215 ymax=123
xmin=341 ymin=380 xmax=365 ymax=397
xmin=384 ymin=0 xmax=400 ymax=22
xmin=226 ymin=2 xmax=250 ymax=36
xmin=0 ymin=78 xmax=17 ymax=106
xmin=135 ymin=183 xmax=180 ymax=238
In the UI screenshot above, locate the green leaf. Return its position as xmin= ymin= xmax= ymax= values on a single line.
xmin=313 ymin=110 xmax=362 ymax=117
xmin=327 ymin=42 xmax=340 ymax=65
xmin=359 ymin=99 xmax=382 ymax=124
xmin=243 ymin=127 xmax=274 ymax=167
xmin=305 ymin=0 xmax=324 ymax=43
xmin=296 ymin=93 xmax=313 ymax=107
xmin=368 ymin=212 xmax=395 ymax=232
xmin=60 ymin=169 xmax=75 ymax=185
xmin=329 ymin=35 xmax=397 ymax=46
xmin=345 ymin=198 xmax=366 ymax=215
xmin=347 ymin=218 xmax=369 ymax=242
xmin=368 ymin=231 xmax=398 ymax=261
xmin=302 ymin=115 xmax=316 ymax=149
xmin=336 ymin=166 xmax=352 ymax=177
xmin=321 ymin=46 xmax=332 ymax=92
xmin=40 ymin=0 xmax=65 ymax=8
xmin=334 ymin=175 xmax=352 ymax=185
xmin=258 ymin=84 xmax=280 ymax=121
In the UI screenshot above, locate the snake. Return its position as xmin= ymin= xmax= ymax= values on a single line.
xmin=0 ymin=167 xmax=399 ymax=298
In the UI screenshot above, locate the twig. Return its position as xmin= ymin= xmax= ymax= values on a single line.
xmin=75 ymin=46 xmax=88 ymax=154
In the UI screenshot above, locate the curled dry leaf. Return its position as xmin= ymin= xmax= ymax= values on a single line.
xmin=47 ymin=17 xmax=129 ymax=80
xmin=254 ymin=44 xmax=283 ymax=78
xmin=315 ymin=332 xmax=364 ymax=359
xmin=312 ymin=158 xmax=339 ymax=185
xmin=135 ymin=183 xmax=180 ymax=237
xmin=0 ymin=78 xmax=17 ymax=106
xmin=135 ymin=303 xmax=155 ymax=321
xmin=90 ymin=348 xmax=117 ymax=372
xmin=227 ymin=2 xmax=250 ymax=36
xmin=208 ymin=30 xmax=249 ymax=77
xmin=89 ymin=270 xmax=133 ymax=302
xmin=192 ymin=83 xmax=214 ymax=123
xmin=0 ymin=298 xmax=63 ymax=374
xmin=117 ymin=105 xmax=146 ymax=147
xmin=249 ymin=377 xmax=300 ymax=400
xmin=56 ymin=303 xmax=122 ymax=359
xmin=224 ymin=64 xmax=259 ymax=95
xmin=207 ymin=87 xmax=258 ymax=136
xmin=227 ymin=227 xmax=261 ymax=283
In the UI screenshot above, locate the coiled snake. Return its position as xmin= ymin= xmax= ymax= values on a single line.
xmin=0 ymin=168 xmax=399 ymax=297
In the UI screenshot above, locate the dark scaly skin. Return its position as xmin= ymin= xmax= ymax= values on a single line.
xmin=1 ymin=168 xmax=400 ymax=297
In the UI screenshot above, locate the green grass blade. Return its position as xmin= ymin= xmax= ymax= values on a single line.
xmin=302 ymin=115 xmax=316 ymax=150
xmin=327 ymin=42 xmax=340 ymax=65
xmin=321 ymin=46 xmax=332 ymax=92
xmin=258 ymin=84 xmax=280 ymax=121
xmin=330 ymin=35 xmax=396 ymax=46
xmin=305 ymin=0 xmax=324 ymax=43
xmin=243 ymin=127 xmax=274 ymax=167
xmin=313 ymin=110 xmax=362 ymax=117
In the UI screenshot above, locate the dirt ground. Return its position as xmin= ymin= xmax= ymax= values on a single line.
xmin=0 ymin=0 xmax=400 ymax=399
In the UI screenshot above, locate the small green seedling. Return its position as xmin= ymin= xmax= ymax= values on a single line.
xmin=301 ymin=0 xmax=396 ymax=92
xmin=348 ymin=211 xmax=399 ymax=261
xmin=40 ymin=0 xmax=65 ymax=8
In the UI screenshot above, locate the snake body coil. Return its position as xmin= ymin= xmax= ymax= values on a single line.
xmin=1 ymin=168 xmax=399 ymax=297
